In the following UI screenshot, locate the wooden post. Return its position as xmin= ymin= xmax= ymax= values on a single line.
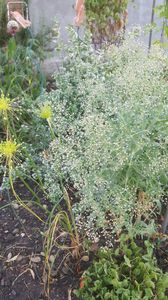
xmin=148 ymin=0 xmax=156 ymax=50
xmin=74 ymin=0 xmax=85 ymax=27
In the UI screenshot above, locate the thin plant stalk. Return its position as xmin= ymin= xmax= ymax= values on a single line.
xmin=12 ymin=163 xmax=42 ymax=204
xmin=8 ymin=159 xmax=45 ymax=223
xmin=47 ymin=118 xmax=55 ymax=139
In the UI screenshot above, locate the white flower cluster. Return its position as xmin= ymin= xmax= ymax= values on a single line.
xmin=42 ymin=31 xmax=168 ymax=235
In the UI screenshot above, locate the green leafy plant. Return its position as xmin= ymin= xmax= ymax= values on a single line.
xmin=84 ymin=0 xmax=135 ymax=47
xmin=0 ymin=36 xmax=43 ymax=99
xmin=76 ymin=235 xmax=168 ymax=300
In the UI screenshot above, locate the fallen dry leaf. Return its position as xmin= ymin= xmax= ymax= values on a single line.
xmin=31 ymin=256 xmax=41 ymax=263
xmin=80 ymin=256 xmax=89 ymax=262
xmin=80 ymin=277 xmax=87 ymax=289
xmin=29 ymin=268 xmax=35 ymax=279
xmin=6 ymin=254 xmax=20 ymax=263
xmin=49 ymin=255 xmax=55 ymax=263
xmin=7 ymin=252 xmax=12 ymax=260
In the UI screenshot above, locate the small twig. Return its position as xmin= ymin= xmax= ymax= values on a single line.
xmin=14 ymin=245 xmax=33 ymax=249
xmin=162 ymin=206 xmax=168 ymax=234
xmin=12 ymin=268 xmax=35 ymax=286
xmin=68 ymin=287 xmax=72 ymax=300
xmin=160 ymin=19 xmax=165 ymax=44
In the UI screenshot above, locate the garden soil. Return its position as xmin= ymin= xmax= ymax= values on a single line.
xmin=0 ymin=175 xmax=168 ymax=300
xmin=0 ymin=177 xmax=83 ymax=300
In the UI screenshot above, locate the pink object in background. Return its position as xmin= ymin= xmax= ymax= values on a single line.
xmin=74 ymin=0 xmax=85 ymax=27
xmin=11 ymin=11 xmax=31 ymax=28
xmin=7 ymin=20 xmax=19 ymax=35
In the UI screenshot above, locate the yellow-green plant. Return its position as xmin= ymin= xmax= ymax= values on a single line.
xmin=40 ymin=102 xmax=55 ymax=139
xmin=0 ymin=139 xmax=44 ymax=222
xmin=0 ymin=91 xmax=12 ymax=138
xmin=0 ymin=92 xmax=11 ymax=113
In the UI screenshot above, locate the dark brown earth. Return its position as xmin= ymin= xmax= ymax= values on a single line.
xmin=0 ymin=178 xmax=84 ymax=300
xmin=0 ymin=175 xmax=168 ymax=300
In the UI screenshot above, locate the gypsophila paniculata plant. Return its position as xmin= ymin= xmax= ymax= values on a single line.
xmin=42 ymin=27 xmax=168 ymax=236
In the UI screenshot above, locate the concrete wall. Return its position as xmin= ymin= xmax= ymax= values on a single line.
xmin=127 ymin=0 xmax=163 ymax=44
xmin=29 ymin=0 xmax=163 ymax=43
xmin=28 ymin=0 xmax=164 ymax=76
xmin=29 ymin=0 xmax=75 ymax=40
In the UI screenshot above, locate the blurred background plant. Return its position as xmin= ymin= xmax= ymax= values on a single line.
xmin=0 ymin=1 xmax=60 ymax=100
xmin=84 ymin=0 xmax=135 ymax=48
xmin=0 ymin=36 xmax=42 ymax=99
xmin=0 ymin=6 xmax=62 ymax=167
xmin=0 ymin=0 xmax=8 ymax=46
xmin=147 ymin=0 xmax=168 ymax=49
xmin=156 ymin=0 xmax=168 ymax=47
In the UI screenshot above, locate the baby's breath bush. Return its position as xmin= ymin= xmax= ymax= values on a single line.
xmin=43 ymin=29 xmax=168 ymax=234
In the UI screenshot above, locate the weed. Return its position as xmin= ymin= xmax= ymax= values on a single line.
xmin=76 ymin=235 xmax=168 ymax=300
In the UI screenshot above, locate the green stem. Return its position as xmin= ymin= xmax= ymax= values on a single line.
xmin=8 ymin=159 xmax=45 ymax=223
xmin=12 ymin=163 xmax=41 ymax=204
xmin=7 ymin=75 xmax=28 ymax=95
xmin=0 ymin=203 xmax=11 ymax=210
xmin=47 ymin=118 xmax=55 ymax=139
xmin=60 ymin=181 xmax=79 ymax=242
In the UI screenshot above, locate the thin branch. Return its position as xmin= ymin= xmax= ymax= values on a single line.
xmin=148 ymin=0 xmax=156 ymax=50
xmin=160 ymin=0 xmax=166 ymax=43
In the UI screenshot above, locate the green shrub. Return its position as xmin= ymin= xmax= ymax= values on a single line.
xmin=41 ymin=29 xmax=168 ymax=234
xmin=84 ymin=0 xmax=134 ymax=47
xmin=76 ymin=235 xmax=168 ymax=300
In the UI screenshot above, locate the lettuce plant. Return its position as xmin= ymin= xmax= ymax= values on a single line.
xmin=76 ymin=235 xmax=168 ymax=300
